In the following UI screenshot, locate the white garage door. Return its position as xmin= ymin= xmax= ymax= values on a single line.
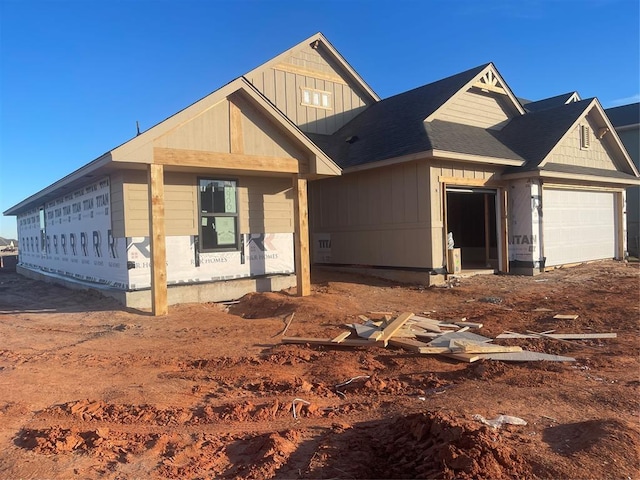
xmin=543 ymin=189 xmax=616 ymax=266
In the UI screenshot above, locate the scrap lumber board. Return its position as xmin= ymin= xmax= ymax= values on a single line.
xmin=454 ymin=321 xmax=483 ymax=329
xmin=443 ymin=351 xmax=576 ymax=363
xmin=496 ymin=332 xmax=617 ymax=340
xmin=449 ymin=340 xmax=523 ymax=354
xmin=331 ymin=332 xmax=352 ymax=343
xmin=380 ymin=312 xmax=414 ymax=345
xmin=282 ymin=337 xmax=382 ymax=347
xmin=553 ymin=314 xmax=579 ymax=320
xmin=427 ymin=331 xmax=493 ymax=348
xmin=387 ymin=338 xmax=451 ymax=354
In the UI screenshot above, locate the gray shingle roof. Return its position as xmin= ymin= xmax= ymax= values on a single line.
xmin=496 ymin=98 xmax=593 ymax=168
xmin=521 ymin=93 xmax=578 ymax=112
xmin=322 ymin=63 xmax=490 ymax=168
xmin=308 ymin=67 xmax=598 ymax=175
xmin=605 ymin=102 xmax=640 ymax=127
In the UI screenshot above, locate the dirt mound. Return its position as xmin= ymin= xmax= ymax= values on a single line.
xmin=304 ymin=410 xmax=531 ymax=479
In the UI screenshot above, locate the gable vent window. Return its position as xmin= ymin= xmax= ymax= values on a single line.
xmin=580 ymin=125 xmax=591 ymax=149
xmin=301 ymin=87 xmax=332 ymax=110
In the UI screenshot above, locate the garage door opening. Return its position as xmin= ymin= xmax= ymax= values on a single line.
xmin=446 ymin=188 xmax=498 ymax=271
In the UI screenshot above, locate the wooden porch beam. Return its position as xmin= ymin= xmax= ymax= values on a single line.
xmin=148 ymin=163 xmax=168 ymax=316
xmin=500 ymin=188 xmax=509 ymax=273
xmin=293 ymin=176 xmax=311 ymax=296
xmin=153 ymin=147 xmax=299 ymax=174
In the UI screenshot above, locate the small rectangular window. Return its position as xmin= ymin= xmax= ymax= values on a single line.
xmin=301 ymin=87 xmax=332 ymax=110
xmin=199 ymin=178 xmax=239 ymax=251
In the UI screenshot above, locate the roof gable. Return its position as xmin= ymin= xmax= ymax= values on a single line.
xmin=111 ymin=77 xmax=340 ymax=177
xmin=243 ymin=33 xmax=379 ymax=135
xmin=426 ymin=63 xmax=525 ymax=126
xmin=501 ymin=98 xmax=639 ymax=178
xmin=522 ymin=92 xmax=581 ymax=113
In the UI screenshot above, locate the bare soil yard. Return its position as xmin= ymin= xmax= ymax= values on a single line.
xmin=0 ymin=260 xmax=638 ymax=479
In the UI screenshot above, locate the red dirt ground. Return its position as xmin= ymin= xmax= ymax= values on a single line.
xmin=0 ymin=259 xmax=638 ymax=479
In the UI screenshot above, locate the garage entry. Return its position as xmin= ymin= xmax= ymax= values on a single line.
xmin=542 ymin=188 xmax=616 ymax=266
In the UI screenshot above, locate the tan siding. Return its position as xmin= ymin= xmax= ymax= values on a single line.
xmin=434 ymin=89 xmax=513 ymax=129
xmin=309 ymin=161 xmax=431 ymax=267
xmin=122 ymin=170 xmax=197 ymax=237
xmin=110 ymin=172 xmax=125 ymax=238
xmin=245 ymin=43 xmax=372 ymax=134
xmin=239 ymin=176 xmax=294 ymax=234
xmin=546 ymin=117 xmax=620 ymax=170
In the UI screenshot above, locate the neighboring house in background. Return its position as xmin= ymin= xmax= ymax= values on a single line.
xmin=4 ymin=33 xmax=639 ymax=314
xmin=605 ymin=103 xmax=640 ymax=257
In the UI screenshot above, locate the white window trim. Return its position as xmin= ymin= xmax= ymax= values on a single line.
xmin=300 ymin=87 xmax=332 ymax=110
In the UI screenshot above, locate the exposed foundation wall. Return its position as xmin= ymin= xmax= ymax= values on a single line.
xmin=309 ymin=161 xmax=431 ymax=268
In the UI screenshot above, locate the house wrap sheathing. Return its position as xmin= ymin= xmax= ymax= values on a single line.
xmin=5 ymin=33 xmax=639 ymax=313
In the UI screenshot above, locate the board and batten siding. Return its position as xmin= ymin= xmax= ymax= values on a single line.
xmin=246 ymin=43 xmax=371 ymax=135
xmin=546 ymin=117 xmax=620 ymax=171
xmin=153 ymin=95 xmax=310 ymax=171
xmin=433 ymin=89 xmax=513 ymax=130
xmin=428 ymin=162 xmax=501 ymax=268
xmin=309 ymin=161 xmax=431 ymax=268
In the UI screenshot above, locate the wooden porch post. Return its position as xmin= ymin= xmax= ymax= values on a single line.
xmin=616 ymin=191 xmax=625 ymax=260
xmin=500 ymin=188 xmax=509 ymax=273
xmin=293 ymin=175 xmax=311 ymax=296
xmin=148 ymin=163 xmax=168 ymax=315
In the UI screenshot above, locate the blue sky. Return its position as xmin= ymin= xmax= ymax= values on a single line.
xmin=1 ymin=0 xmax=638 ymax=239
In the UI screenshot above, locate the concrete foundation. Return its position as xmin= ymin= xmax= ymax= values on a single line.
xmin=17 ymin=265 xmax=296 ymax=310
xmin=318 ymin=265 xmax=447 ymax=286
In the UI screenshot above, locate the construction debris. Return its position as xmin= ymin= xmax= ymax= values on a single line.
xmin=281 ymin=312 xmax=617 ymax=364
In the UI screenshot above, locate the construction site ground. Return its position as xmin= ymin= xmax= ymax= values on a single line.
xmin=0 ymin=259 xmax=638 ymax=479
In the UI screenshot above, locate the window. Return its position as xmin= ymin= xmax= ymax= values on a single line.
xmin=301 ymin=87 xmax=332 ymax=109
xmin=199 ymin=179 xmax=239 ymax=251
xmin=580 ymin=125 xmax=590 ymax=149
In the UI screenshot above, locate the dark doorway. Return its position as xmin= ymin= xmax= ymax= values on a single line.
xmin=446 ymin=188 xmax=497 ymax=269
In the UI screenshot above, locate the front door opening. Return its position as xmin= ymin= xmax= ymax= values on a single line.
xmin=446 ymin=188 xmax=498 ymax=270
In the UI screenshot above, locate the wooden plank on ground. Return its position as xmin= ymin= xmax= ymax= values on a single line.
xmin=443 ymin=353 xmax=484 ymax=363
xmin=380 ymin=312 xmax=414 ymax=345
xmin=387 ymin=338 xmax=451 ymax=354
xmin=449 ymin=340 xmax=523 ymax=354
xmin=282 ymin=337 xmax=382 ymax=347
xmin=553 ymin=314 xmax=579 ymax=320
xmin=427 ymin=331 xmax=493 ymax=347
xmin=496 ymin=332 xmax=617 ymax=340
xmin=443 ymin=350 xmax=576 ymax=363
xmin=331 ymin=332 xmax=352 ymax=343
xmin=454 ymin=321 xmax=483 ymax=329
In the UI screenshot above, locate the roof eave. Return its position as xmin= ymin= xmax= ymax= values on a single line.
xmin=341 ymin=149 xmax=523 ymax=174
xmin=501 ymin=169 xmax=640 ymax=186
xmin=4 ymin=153 xmax=114 ymax=216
